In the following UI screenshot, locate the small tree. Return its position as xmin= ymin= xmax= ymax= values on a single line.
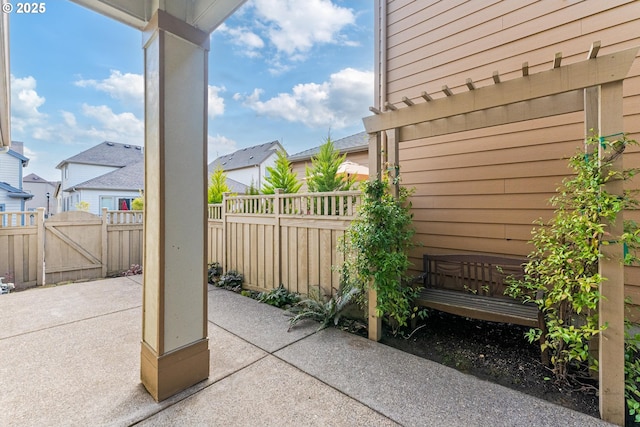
xmin=75 ymin=201 xmax=90 ymax=212
xmin=262 ymin=149 xmax=301 ymax=194
xmin=132 ymin=190 xmax=144 ymax=210
xmin=208 ymin=165 xmax=230 ymax=204
xmin=306 ymin=137 xmax=354 ymax=192
xmin=506 ymin=135 xmax=640 ymax=421
xmin=246 ymin=178 xmax=260 ymax=195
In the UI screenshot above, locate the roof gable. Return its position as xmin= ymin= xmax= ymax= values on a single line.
xmin=69 ymin=160 xmax=144 ymax=191
xmin=208 ymin=140 xmax=282 ymax=173
xmin=23 ymin=173 xmax=51 ymax=183
xmin=56 ymin=141 xmax=143 ymax=169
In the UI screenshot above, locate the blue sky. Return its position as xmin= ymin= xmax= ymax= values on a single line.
xmin=8 ymin=0 xmax=374 ymax=182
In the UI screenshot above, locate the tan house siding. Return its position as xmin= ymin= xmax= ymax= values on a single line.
xmin=377 ymin=0 xmax=640 ymax=314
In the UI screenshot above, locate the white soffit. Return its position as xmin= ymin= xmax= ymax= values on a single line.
xmin=70 ymin=0 xmax=247 ymax=34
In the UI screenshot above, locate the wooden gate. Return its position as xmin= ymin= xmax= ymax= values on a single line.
xmin=45 ymin=211 xmax=105 ymax=284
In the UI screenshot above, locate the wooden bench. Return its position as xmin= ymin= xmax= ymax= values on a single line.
xmin=415 ymin=254 xmax=548 ymax=364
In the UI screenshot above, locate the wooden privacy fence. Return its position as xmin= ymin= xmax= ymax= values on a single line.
xmin=209 ymin=190 xmax=362 ymax=297
xmin=1 ymin=190 xmax=360 ymax=295
xmin=0 ymin=208 xmax=142 ymax=288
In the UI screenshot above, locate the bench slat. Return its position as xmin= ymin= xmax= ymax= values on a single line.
xmin=417 ymin=288 xmax=539 ymax=327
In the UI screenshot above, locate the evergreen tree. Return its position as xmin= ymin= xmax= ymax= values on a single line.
xmin=208 ymin=165 xmax=230 ymax=203
xmin=262 ymin=149 xmax=301 ymax=194
xmin=246 ymin=178 xmax=260 ymax=195
xmin=305 ymin=136 xmax=354 ymax=192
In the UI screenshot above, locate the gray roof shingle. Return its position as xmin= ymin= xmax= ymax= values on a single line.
xmin=288 ymin=132 xmax=368 ymax=162
xmin=69 ymin=160 xmax=144 ymax=191
xmin=56 ymin=141 xmax=143 ymax=169
xmin=208 ymin=140 xmax=282 ymax=173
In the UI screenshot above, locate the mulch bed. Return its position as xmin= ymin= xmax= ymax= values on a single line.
xmin=377 ymin=310 xmax=601 ymax=419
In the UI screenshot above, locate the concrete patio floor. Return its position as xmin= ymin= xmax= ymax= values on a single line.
xmin=0 ymin=276 xmax=614 ymax=426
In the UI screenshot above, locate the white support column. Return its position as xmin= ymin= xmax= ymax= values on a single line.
xmin=140 ymin=9 xmax=210 ymax=402
xmin=598 ymin=81 xmax=626 ymax=425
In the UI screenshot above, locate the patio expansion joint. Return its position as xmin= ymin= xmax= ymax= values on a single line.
xmin=200 ymin=320 xmax=398 ymax=426
xmin=0 ymin=305 xmax=141 ymax=342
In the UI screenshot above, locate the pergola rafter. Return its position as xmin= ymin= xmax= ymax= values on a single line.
xmin=363 ymin=44 xmax=638 ymax=135
xmin=363 ymin=42 xmax=639 ymax=426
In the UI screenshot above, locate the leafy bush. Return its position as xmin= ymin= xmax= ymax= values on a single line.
xmin=626 ymin=323 xmax=640 ymax=424
xmin=257 ymin=284 xmax=299 ymax=308
xmin=207 ymin=262 xmax=222 ymax=284
xmin=287 ymin=285 xmax=361 ymax=331
xmin=216 ymin=270 xmax=244 ymax=292
xmin=340 ymin=177 xmax=417 ymax=330
xmin=505 ymin=134 xmax=640 ymax=419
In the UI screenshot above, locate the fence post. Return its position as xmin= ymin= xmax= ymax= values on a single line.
xmin=222 ymin=192 xmax=230 ymax=272
xmin=274 ymin=189 xmax=283 ymax=287
xmin=101 ymin=207 xmax=108 ymax=277
xmin=36 ymin=207 xmax=45 ymax=286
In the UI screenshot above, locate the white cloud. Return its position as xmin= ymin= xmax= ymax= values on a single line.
xmin=218 ymin=0 xmax=356 ymax=67
xmin=254 ymin=0 xmax=355 ymax=56
xmin=75 ymin=70 xmax=143 ymax=107
xmin=10 ymin=75 xmax=48 ymax=135
xmin=80 ymin=104 xmax=144 ymax=144
xmin=208 ymin=134 xmax=237 ymax=161
xmin=208 ymin=85 xmax=226 ymax=119
xmin=236 ymin=67 xmax=372 ymax=129
xmin=215 ymin=23 xmax=264 ymax=58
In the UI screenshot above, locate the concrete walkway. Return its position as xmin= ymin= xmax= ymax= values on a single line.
xmin=0 ymin=277 xmax=613 ymax=427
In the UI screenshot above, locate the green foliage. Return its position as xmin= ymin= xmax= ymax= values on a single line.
xmin=625 ymin=322 xmax=640 ymax=424
xmin=505 ymin=135 xmax=640 ymax=412
xmin=257 ymin=284 xmax=300 ymax=309
xmin=305 ymin=136 xmax=354 ymax=192
xmin=75 ymin=201 xmax=90 ymax=212
xmin=287 ymin=285 xmax=361 ymax=331
xmin=131 ymin=190 xmax=144 ymax=210
xmin=246 ymin=178 xmax=260 ymax=195
xmin=340 ymin=177 xmax=417 ymax=330
xmin=208 ymin=165 xmax=230 ymax=204
xmin=262 ymin=149 xmax=302 ymax=194
xmin=216 ymin=270 xmax=244 ymax=292
xmin=207 ymin=262 xmax=222 ymax=284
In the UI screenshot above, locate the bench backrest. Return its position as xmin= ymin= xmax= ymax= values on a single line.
xmin=423 ymin=254 xmax=526 ymax=298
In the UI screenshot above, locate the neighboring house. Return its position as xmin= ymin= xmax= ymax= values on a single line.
xmin=208 ymin=140 xmax=283 ymax=191
xmin=56 ymin=141 xmax=144 ymax=215
xmin=0 ymin=141 xmax=32 ymax=212
xmin=23 ymin=173 xmax=58 ymax=216
xmin=289 ymin=132 xmax=369 ymax=191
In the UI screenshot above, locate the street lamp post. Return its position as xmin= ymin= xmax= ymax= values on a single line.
xmin=45 ymin=192 xmax=50 ymax=218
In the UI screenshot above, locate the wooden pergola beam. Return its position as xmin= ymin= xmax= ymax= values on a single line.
xmin=400 ymin=90 xmax=584 ymax=141
xmin=363 ymin=45 xmax=639 ymax=134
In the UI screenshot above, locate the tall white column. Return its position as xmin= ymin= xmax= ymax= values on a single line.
xmin=140 ymin=9 xmax=210 ymax=402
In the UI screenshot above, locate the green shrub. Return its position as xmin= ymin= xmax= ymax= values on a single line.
xmin=505 ymin=134 xmax=640 ymax=420
xmin=340 ymin=178 xmax=417 ymax=331
xmin=287 ymin=285 xmax=360 ymax=331
xmin=216 ymin=270 xmax=243 ymax=292
xmin=207 ymin=262 xmax=222 ymax=284
xmin=257 ymin=284 xmax=300 ymax=309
